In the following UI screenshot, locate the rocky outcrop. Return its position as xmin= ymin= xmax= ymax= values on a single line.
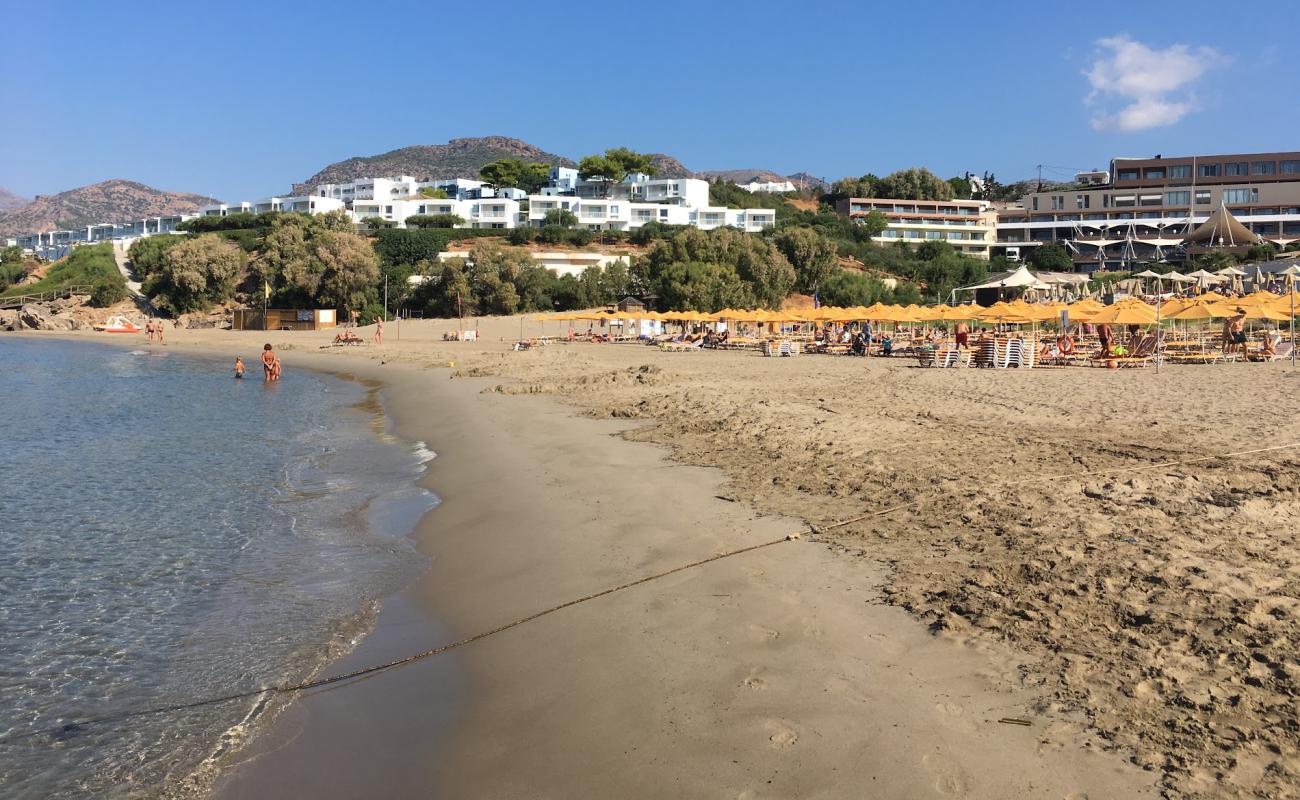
xmin=8 ymin=302 xmax=90 ymax=331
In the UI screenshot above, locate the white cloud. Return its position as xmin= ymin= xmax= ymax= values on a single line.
xmin=1084 ymin=35 xmax=1227 ymax=132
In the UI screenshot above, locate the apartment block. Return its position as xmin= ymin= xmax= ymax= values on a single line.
xmin=996 ymin=151 xmax=1300 ymax=267
xmin=835 ymin=197 xmax=998 ymax=258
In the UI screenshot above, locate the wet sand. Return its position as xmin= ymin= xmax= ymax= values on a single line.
xmin=29 ymin=316 xmax=1297 ymax=797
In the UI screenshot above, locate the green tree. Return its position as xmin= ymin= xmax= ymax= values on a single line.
xmin=146 ymin=234 xmax=246 ymax=313
xmin=314 ymin=230 xmax=380 ymax=313
xmin=128 ymin=235 xmax=185 ymax=278
xmin=544 ymin=208 xmax=578 ymax=228
xmin=854 ymin=210 xmax=889 ymax=240
xmin=774 ymin=227 xmax=838 ymax=292
xmin=637 ymin=227 xmax=792 ymax=309
xmin=418 ymin=187 xmax=449 ymax=199
xmin=479 ymin=159 xmax=552 ymax=193
xmin=578 ymin=147 xmax=658 ymax=195
xmin=818 ymin=269 xmax=890 ymax=307
xmin=316 ymin=209 xmax=355 ymax=232
xmin=255 ymin=218 xmax=315 ymax=301
xmin=875 ymin=168 xmax=955 ymax=201
xmin=1027 ymin=242 xmax=1073 ymax=271
xmin=947 ymin=175 xmax=972 ymax=200
xmin=361 ymin=216 xmax=395 ymax=230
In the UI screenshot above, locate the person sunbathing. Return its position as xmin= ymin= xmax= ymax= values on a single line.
xmin=333 ymin=327 xmax=362 ymax=344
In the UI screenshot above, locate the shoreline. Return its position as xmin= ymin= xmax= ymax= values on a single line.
xmin=15 ymin=329 xmax=1160 ymax=797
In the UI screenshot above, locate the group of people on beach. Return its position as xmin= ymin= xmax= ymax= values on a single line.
xmin=232 ymin=345 xmax=281 ymax=381
xmin=144 ymin=319 xmax=165 ymax=344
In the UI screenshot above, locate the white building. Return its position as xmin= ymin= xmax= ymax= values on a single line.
xmin=350 ymin=197 xmax=522 ymax=229
xmin=201 ymin=196 xmax=346 ymax=217
xmin=17 ymin=214 xmax=195 ymax=259
xmin=525 ymin=195 xmax=774 ymax=233
xmin=741 ymin=180 xmax=796 ymax=193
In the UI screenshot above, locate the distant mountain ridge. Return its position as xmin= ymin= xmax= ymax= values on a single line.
xmin=294 ymin=136 xmax=816 ymax=194
xmin=0 ymin=186 xmax=29 ymax=213
xmin=0 ymin=180 xmax=216 ymax=238
xmin=292 ymin=136 xmax=578 ymax=194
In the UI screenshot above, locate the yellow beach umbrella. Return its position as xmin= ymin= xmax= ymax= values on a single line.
xmin=1088 ymin=299 xmax=1158 ymax=325
xmin=928 ymin=304 xmax=979 ymax=321
xmin=1204 ymin=301 xmax=1291 ymax=322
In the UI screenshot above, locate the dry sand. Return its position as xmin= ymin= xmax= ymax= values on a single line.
xmin=22 ymin=314 xmax=1300 ymax=798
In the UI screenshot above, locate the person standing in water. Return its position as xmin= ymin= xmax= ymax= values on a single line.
xmin=261 ymin=343 xmax=278 ymax=381
xmin=234 ymin=356 xmax=245 ymax=379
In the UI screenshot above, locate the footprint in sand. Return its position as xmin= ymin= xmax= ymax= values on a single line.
xmin=747 ymin=624 xmax=780 ymax=642
xmin=742 ymin=675 xmax=768 ymax=691
xmin=768 ymin=727 xmax=798 ymax=748
xmin=937 ymin=701 xmax=964 ymax=717
xmin=920 ymin=753 xmax=970 ymax=796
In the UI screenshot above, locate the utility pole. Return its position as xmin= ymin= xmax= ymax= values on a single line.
xmin=1037 ymin=164 xmax=1043 ymax=193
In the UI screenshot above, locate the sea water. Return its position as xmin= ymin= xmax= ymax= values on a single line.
xmin=0 ymin=338 xmax=437 ymax=798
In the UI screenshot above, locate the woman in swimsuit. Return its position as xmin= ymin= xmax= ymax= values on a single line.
xmin=261 ymin=343 xmax=277 ymax=381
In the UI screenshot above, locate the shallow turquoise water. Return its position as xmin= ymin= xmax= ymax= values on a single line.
xmin=0 ymin=338 xmax=436 ymax=798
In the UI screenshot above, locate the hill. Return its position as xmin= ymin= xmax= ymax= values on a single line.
xmin=0 ymin=186 xmax=29 ymax=213
xmin=292 ymin=136 xmax=577 ymax=194
xmin=292 ymin=136 xmax=816 ymax=193
xmin=696 ymin=168 xmax=791 ymax=184
xmin=646 ymin=154 xmax=693 ymax=179
xmin=0 ymin=180 xmax=215 ymax=238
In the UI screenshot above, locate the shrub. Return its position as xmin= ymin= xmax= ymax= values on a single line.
xmin=90 ymin=279 xmax=129 ymax=307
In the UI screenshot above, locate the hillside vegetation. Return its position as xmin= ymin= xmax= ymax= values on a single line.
xmin=0 ymin=243 xmax=127 ymax=306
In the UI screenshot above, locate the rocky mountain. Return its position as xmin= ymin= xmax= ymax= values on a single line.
xmin=0 ymin=180 xmax=216 ymax=238
xmin=293 ymin=136 xmax=817 ymax=193
xmin=645 ymin=154 xmax=693 ymax=179
xmin=292 ymin=136 xmax=577 ymax=194
xmin=696 ymin=168 xmax=792 ymax=185
xmin=0 ymin=186 xmax=29 ymax=212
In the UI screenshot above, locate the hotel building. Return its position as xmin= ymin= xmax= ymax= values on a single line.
xmin=834 ymin=197 xmax=999 ymax=258
xmin=995 ymin=151 xmax=1300 ymax=267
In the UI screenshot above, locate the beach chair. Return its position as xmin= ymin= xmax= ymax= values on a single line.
xmin=1112 ymin=334 xmax=1158 ymax=368
xmin=916 ymin=348 xmax=936 ymax=367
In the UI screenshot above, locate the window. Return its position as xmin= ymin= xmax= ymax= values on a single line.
xmin=926 ymin=231 xmax=943 ymax=239
xmin=1031 ymin=197 xmax=1038 ymax=210
xmin=1168 ymin=165 xmax=1192 ymax=179
xmin=1252 ymin=161 xmax=1276 ymax=175
xmin=1198 ymin=163 xmax=1220 ymax=177
xmin=1225 ymin=162 xmax=1249 ymax=176
xmin=1117 ymin=169 xmax=1139 ymax=181
xmin=1222 ymin=188 xmax=1258 ymax=204
xmin=1051 ymin=195 xmax=1065 ymax=210
xmin=1139 ymin=195 xmax=1161 ymax=207
xmin=1281 ymin=160 xmax=1300 ymax=174
xmin=1166 ymin=191 xmax=1190 ymax=206
xmin=1075 ymin=194 xmax=1090 ymax=209
xmin=1113 ymin=195 xmax=1135 ymax=207
xmin=1144 ymin=167 xmax=1165 ymax=179
xmin=1196 ymin=191 xmax=1211 ymax=205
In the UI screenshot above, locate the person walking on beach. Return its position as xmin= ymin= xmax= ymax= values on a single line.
xmin=261 ymin=343 xmax=280 ymax=381
xmin=234 ymin=356 xmax=245 ymax=379
xmin=954 ymin=321 xmax=969 ymax=349
xmin=145 ymin=319 xmax=154 ymax=344
xmin=1225 ymin=309 xmax=1247 ymax=355
xmin=155 ymin=319 xmax=165 ymax=345
xmin=374 ymin=317 xmax=384 ymax=345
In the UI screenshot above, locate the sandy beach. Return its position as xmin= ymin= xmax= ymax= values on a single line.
xmin=23 ymin=317 xmax=1300 ymax=798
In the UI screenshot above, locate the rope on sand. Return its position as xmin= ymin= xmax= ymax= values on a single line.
xmin=1 ymin=533 xmax=799 ymax=744
xmin=7 ymin=441 xmax=1299 ymax=744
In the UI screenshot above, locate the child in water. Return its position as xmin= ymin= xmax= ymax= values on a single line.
xmin=234 ymin=356 xmax=245 ymax=379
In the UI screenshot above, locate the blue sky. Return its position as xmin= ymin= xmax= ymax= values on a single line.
xmin=1 ymin=0 xmax=1295 ymax=202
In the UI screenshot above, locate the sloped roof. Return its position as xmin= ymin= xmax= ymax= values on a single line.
xmin=1183 ymin=206 xmax=1262 ymax=246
